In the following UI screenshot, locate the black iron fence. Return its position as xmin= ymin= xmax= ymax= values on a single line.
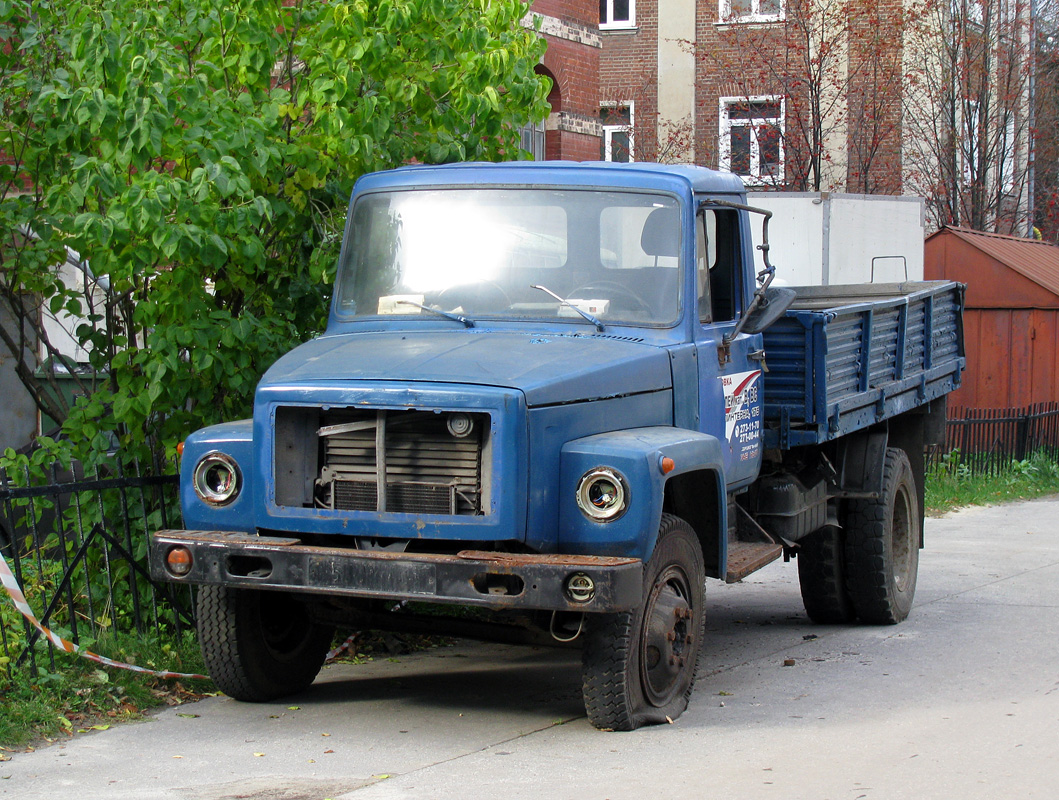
xmin=932 ymin=402 xmax=1059 ymax=476
xmin=0 ymin=461 xmax=192 ymax=679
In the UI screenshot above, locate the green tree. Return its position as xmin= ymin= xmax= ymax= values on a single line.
xmin=0 ymin=0 xmax=548 ymax=467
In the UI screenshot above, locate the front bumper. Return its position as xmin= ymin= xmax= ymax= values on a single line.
xmin=150 ymin=530 xmax=643 ymax=613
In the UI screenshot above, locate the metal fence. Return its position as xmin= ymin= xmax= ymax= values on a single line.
xmin=934 ymin=402 xmax=1059 ymax=475
xmin=0 ymin=461 xmax=191 ymax=679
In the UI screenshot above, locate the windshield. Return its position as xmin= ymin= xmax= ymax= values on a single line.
xmin=334 ymin=188 xmax=682 ymax=327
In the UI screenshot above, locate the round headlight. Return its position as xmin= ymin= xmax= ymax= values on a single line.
xmin=192 ymin=452 xmax=241 ymax=506
xmin=575 ymin=467 xmax=628 ymax=522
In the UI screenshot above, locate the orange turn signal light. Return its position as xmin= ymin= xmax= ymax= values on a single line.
xmin=166 ymin=546 xmax=193 ymax=576
xmin=660 ymin=456 xmax=675 ymax=474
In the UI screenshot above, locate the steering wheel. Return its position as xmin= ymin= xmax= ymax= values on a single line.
xmin=569 ymin=281 xmax=653 ymax=317
xmin=434 ymin=281 xmax=511 ymax=313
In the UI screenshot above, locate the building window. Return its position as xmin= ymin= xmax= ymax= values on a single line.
xmin=600 ymin=0 xmax=635 ymax=30
xmin=601 ymin=103 xmax=634 ymax=162
xmin=519 ymin=118 xmax=546 ymax=161
xmin=718 ymin=97 xmax=784 ymax=185
xmin=721 ymin=0 xmax=784 ymax=23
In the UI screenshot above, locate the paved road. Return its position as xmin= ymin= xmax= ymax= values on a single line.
xmin=3 ymin=499 xmax=1058 ymax=800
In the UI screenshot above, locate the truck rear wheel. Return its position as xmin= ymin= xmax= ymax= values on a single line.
xmin=581 ymin=514 xmax=705 ymax=730
xmin=843 ymin=448 xmax=920 ymax=624
xmin=197 ymin=585 xmax=334 ymax=701
xmin=797 ymin=525 xmax=856 ymax=624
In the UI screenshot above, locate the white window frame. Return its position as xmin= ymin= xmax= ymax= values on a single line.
xmin=960 ymin=98 xmax=981 ymax=187
xmin=719 ymin=0 xmax=784 ymax=24
xmin=518 ymin=118 xmax=546 ymax=161
xmin=600 ymin=0 xmax=636 ymax=30
xmin=718 ymin=95 xmax=785 ymax=186
xmin=601 ymin=101 xmax=635 ymax=162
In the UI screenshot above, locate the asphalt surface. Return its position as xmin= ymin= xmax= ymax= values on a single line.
xmin=3 ymin=498 xmax=1058 ymax=800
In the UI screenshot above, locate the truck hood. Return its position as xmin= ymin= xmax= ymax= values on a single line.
xmin=260 ymin=330 xmax=672 ymax=407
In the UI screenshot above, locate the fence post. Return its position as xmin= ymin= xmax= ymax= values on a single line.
xmin=1015 ymin=409 xmax=1030 ymax=462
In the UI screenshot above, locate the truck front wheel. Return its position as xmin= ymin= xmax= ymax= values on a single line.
xmin=581 ymin=514 xmax=706 ymax=730
xmin=843 ymin=448 xmax=920 ymax=624
xmin=196 ymin=585 xmax=335 ymax=701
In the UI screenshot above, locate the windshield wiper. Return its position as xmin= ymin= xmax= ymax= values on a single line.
xmin=530 ymin=284 xmax=605 ymax=332
xmin=396 ymin=299 xmax=475 ymax=328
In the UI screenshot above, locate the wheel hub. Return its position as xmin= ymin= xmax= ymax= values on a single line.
xmin=640 ymin=567 xmax=694 ymax=707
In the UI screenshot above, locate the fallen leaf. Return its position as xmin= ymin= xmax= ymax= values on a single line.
xmin=665 ymin=716 xmax=674 ymax=724
xmin=253 ymin=753 xmax=265 ymax=757
xmin=321 ymin=732 xmax=331 ymax=737
xmin=287 ymin=706 xmax=301 ymax=711
xmin=173 ymin=756 xmax=184 ymax=759
xmin=324 ymin=749 xmax=334 ymax=754
xmin=373 ymin=774 xmax=392 ymax=780
xmin=177 ymin=714 xmax=199 ymax=719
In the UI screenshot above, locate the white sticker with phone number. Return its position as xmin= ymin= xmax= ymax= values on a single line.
xmin=722 ymin=370 xmax=762 ymax=458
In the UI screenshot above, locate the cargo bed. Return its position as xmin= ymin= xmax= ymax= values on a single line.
xmin=762 ymin=281 xmax=965 ymax=449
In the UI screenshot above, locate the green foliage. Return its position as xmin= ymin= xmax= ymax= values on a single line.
xmin=0 ymin=0 xmax=548 ymax=469
xmin=925 ymin=451 xmax=1059 ymax=514
xmin=0 ymin=629 xmax=211 ymax=749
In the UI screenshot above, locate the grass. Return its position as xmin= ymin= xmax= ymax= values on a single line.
xmin=0 ymin=629 xmax=213 ymax=752
xmin=925 ymin=451 xmax=1059 ymax=515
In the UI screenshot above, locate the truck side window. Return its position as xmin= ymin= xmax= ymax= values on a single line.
xmin=708 ymin=209 xmax=739 ymax=323
xmin=697 ymin=211 xmax=716 ymax=323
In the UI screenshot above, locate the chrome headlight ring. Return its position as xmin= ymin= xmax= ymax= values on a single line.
xmin=192 ymin=451 xmax=242 ymax=506
xmin=575 ymin=467 xmax=629 ymax=522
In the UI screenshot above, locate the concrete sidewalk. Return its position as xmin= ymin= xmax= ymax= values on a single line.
xmin=3 ymin=498 xmax=1058 ymax=799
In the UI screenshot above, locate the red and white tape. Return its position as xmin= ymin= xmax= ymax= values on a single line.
xmin=0 ymin=551 xmax=207 ymax=680
xmin=325 ymin=632 xmax=358 ymax=662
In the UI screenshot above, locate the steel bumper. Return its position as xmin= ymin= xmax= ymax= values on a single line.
xmin=150 ymin=530 xmax=643 ymax=613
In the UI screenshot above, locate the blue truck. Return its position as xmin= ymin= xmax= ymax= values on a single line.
xmin=150 ymin=162 xmax=964 ymax=730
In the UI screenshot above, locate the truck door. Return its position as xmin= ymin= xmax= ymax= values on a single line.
xmin=693 ymin=207 xmax=764 ymax=489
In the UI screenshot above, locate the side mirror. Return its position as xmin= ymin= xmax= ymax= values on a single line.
xmin=740 ymin=287 xmax=796 ymax=335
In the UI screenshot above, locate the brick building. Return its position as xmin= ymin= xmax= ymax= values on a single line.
xmin=531 ymin=0 xmax=1033 ymax=235
xmin=591 ymin=0 xmax=910 ymax=191
xmin=525 ymin=1 xmax=603 ymax=161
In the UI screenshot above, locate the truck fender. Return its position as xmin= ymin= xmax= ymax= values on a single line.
xmin=178 ymin=420 xmax=256 ymax=533
xmin=559 ymin=427 xmax=726 ymax=565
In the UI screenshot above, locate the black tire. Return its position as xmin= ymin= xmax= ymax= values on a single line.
xmin=196 ymin=586 xmax=335 ymax=701
xmin=582 ymin=514 xmax=706 ymax=730
xmin=797 ymin=525 xmax=856 ymax=624
xmin=844 ymin=448 xmax=920 ymax=624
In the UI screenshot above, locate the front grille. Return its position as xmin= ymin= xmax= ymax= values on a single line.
xmin=276 ymin=408 xmax=488 ymax=516
xmin=333 ymin=480 xmax=377 ymax=511
xmin=332 ymin=480 xmax=458 ymax=514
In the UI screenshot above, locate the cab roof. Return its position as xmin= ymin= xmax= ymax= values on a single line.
xmin=351 ymin=161 xmax=747 ymax=197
